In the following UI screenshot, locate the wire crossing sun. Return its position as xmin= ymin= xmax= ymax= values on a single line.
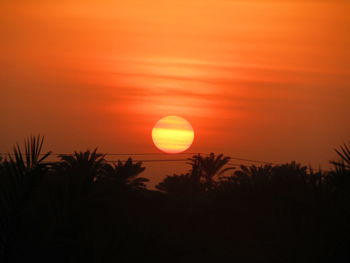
xmin=152 ymin=116 xmax=194 ymax=154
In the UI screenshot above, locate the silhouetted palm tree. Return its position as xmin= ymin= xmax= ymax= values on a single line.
xmin=331 ymin=142 xmax=350 ymax=170
xmin=230 ymin=164 xmax=272 ymax=190
xmin=234 ymin=164 xmax=272 ymax=180
xmin=188 ymin=153 xmax=234 ymax=190
xmin=327 ymin=143 xmax=350 ymax=201
xmin=58 ymin=149 xmax=105 ymax=187
xmin=156 ymin=173 xmax=202 ymax=195
xmin=103 ymin=158 xmax=148 ymax=190
xmin=59 ymin=149 xmax=105 ymax=171
xmin=5 ymin=135 xmax=51 ymax=175
xmin=0 ymin=135 xmax=51 ymax=209
xmin=0 ymin=136 xmax=51 ymax=261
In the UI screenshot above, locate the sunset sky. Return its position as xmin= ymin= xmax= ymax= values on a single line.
xmin=1 ymin=0 xmax=349 ymax=184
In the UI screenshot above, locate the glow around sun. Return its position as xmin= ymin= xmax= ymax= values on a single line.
xmin=152 ymin=116 xmax=194 ymax=154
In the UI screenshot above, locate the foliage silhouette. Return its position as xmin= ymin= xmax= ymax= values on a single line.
xmin=102 ymin=158 xmax=148 ymax=190
xmin=188 ymin=153 xmax=235 ymax=190
xmin=1 ymin=138 xmax=350 ymax=263
xmin=0 ymin=136 xmax=51 ymax=261
xmin=157 ymin=173 xmax=197 ymax=194
xmin=331 ymin=142 xmax=350 ymax=169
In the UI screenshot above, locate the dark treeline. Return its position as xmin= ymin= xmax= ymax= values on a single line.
xmin=1 ymin=136 xmax=350 ymax=262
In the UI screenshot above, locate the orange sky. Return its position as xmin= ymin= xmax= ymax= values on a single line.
xmin=1 ymin=0 xmax=349 ymax=184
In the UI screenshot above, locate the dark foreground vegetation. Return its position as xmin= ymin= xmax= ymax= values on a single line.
xmin=1 ymin=136 xmax=350 ymax=263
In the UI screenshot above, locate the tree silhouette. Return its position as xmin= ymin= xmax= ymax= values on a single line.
xmin=327 ymin=143 xmax=350 ymax=206
xmin=188 ymin=153 xmax=234 ymax=190
xmin=217 ymin=164 xmax=273 ymax=195
xmin=0 ymin=136 xmax=51 ymax=261
xmin=1 ymin=136 xmax=350 ymax=262
xmin=234 ymin=164 xmax=272 ymax=183
xmin=0 ymin=135 xmax=51 ymax=210
xmin=331 ymin=142 xmax=350 ymax=170
xmin=57 ymin=149 xmax=106 ymax=195
xmin=156 ymin=173 xmax=201 ymax=195
xmin=102 ymin=158 xmax=148 ymax=190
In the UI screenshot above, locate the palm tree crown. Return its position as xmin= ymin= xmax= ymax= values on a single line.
xmin=188 ymin=153 xmax=234 ymax=189
xmin=103 ymin=158 xmax=148 ymax=190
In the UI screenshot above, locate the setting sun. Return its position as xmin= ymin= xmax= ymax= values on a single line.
xmin=152 ymin=116 xmax=194 ymax=154
xmin=1 ymin=0 xmax=349 ymax=261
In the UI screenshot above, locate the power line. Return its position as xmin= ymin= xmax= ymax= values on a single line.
xmin=0 ymin=152 xmax=207 ymax=156
xmin=0 ymin=152 xmax=277 ymax=165
xmin=229 ymin=157 xmax=275 ymax=164
xmin=105 ymin=159 xmax=189 ymax=163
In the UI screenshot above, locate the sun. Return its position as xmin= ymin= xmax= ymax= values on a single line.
xmin=152 ymin=116 xmax=194 ymax=154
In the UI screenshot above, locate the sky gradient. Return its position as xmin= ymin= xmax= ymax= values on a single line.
xmin=1 ymin=0 xmax=349 ymax=184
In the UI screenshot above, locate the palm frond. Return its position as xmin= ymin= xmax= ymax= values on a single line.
xmin=8 ymin=135 xmax=51 ymax=172
xmin=331 ymin=143 xmax=350 ymax=170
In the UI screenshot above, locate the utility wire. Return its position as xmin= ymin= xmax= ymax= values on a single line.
xmin=105 ymin=159 xmax=189 ymax=163
xmin=0 ymin=152 xmax=277 ymax=165
xmin=0 ymin=152 xmax=207 ymax=156
xmin=229 ymin=157 xmax=275 ymax=164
